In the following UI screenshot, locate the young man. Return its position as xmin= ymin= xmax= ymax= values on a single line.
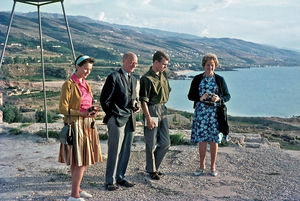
xmin=100 ymin=52 xmax=139 ymax=190
xmin=139 ymin=50 xmax=171 ymax=180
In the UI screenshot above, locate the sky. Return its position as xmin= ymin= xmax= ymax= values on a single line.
xmin=1 ymin=0 xmax=300 ymax=51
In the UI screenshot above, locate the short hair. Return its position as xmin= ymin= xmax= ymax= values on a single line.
xmin=202 ymin=53 xmax=219 ymax=67
xmin=153 ymin=50 xmax=170 ymax=63
xmin=122 ymin=52 xmax=136 ymax=62
xmin=75 ymin=55 xmax=95 ymax=67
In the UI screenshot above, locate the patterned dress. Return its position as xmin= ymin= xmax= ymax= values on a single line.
xmin=191 ymin=76 xmax=221 ymax=143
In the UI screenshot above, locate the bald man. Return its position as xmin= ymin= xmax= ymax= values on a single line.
xmin=100 ymin=52 xmax=139 ymax=191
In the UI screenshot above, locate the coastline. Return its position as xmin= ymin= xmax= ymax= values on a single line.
xmin=173 ymin=67 xmax=236 ymax=77
xmin=168 ymin=67 xmax=300 ymax=117
xmin=173 ymin=69 xmax=195 ymax=76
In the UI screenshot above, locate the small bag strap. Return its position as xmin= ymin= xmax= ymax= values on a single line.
xmin=67 ymin=81 xmax=73 ymax=125
xmin=68 ymin=107 xmax=71 ymax=125
xmin=67 ymin=85 xmax=73 ymax=138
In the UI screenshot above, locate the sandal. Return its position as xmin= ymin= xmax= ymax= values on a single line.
xmin=210 ymin=170 xmax=218 ymax=177
xmin=193 ymin=169 xmax=205 ymax=176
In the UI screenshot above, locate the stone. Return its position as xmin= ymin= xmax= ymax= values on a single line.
xmin=245 ymin=143 xmax=261 ymax=148
xmin=0 ymin=92 xmax=2 ymax=106
xmin=244 ymin=136 xmax=262 ymax=143
xmin=228 ymin=135 xmax=245 ymax=146
xmin=0 ymin=110 xmax=2 ymax=124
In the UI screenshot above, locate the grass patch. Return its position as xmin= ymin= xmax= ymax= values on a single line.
xmin=99 ymin=132 xmax=108 ymax=140
xmin=229 ymin=116 xmax=300 ymax=132
xmin=19 ymin=123 xmax=32 ymax=128
xmin=43 ymin=170 xmax=69 ymax=182
xmin=263 ymin=134 xmax=300 ymax=151
xmin=9 ymin=128 xmax=22 ymax=135
xmin=170 ymin=133 xmax=185 ymax=146
xmin=266 ymin=172 xmax=281 ymax=176
xmin=219 ymin=140 xmax=229 ymax=147
xmin=9 ymin=91 xmax=60 ymax=100
xmin=280 ymin=141 xmax=300 ymax=151
xmin=35 ymin=130 xmax=60 ymax=139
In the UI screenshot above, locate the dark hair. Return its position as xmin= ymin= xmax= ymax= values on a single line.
xmin=75 ymin=55 xmax=95 ymax=67
xmin=153 ymin=50 xmax=170 ymax=63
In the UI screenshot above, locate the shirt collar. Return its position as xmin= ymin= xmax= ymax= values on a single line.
xmin=71 ymin=73 xmax=86 ymax=86
xmin=121 ymin=68 xmax=130 ymax=80
xmin=149 ymin=66 xmax=160 ymax=78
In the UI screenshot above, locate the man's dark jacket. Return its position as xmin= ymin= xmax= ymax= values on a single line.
xmin=100 ymin=68 xmax=137 ymax=131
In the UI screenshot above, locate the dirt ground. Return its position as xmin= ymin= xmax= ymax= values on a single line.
xmin=0 ymin=122 xmax=299 ymax=201
xmin=0 ymin=81 xmax=299 ymax=200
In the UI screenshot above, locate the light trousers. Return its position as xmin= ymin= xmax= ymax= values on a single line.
xmin=144 ymin=104 xmax=170 ymax=173
xmin=105 ymin=116 xmax=134 ymax=184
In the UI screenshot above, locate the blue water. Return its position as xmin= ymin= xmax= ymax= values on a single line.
xmin=166 ymin=67 xmax=300 ymax=117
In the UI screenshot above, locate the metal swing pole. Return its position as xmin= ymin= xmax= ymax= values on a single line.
xmin=37 ymin=5 xmax=49 ymax=140
xmin=0 ymin=0 xmax=76 ymax=140
xmin=61 ymin=0 xmax=76 ymax=61
xmin=0 ymin=0 xmax=16 ymax=70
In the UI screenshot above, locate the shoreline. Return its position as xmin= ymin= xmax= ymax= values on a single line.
xmin=167 ymin=107 xmax=300 ymax=119
xmin=173 ymin=69 xmax=195 ymax=75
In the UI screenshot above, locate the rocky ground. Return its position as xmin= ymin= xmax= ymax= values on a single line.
xmin=0 ymin=122 xmax=299 ymax=201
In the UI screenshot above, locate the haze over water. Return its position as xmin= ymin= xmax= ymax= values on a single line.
xmin=166 ymin=67 xmax=300 ymax=117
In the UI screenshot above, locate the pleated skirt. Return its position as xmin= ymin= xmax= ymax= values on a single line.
xmin=58 ymin=117 xmax=102 ymax=166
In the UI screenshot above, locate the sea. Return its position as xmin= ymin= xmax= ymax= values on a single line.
xmin=166 ymin=66 xmax=300 ymax=117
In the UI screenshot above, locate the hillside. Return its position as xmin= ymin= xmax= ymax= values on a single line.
xmin=1 ymin=11 xmax=300 ymax=71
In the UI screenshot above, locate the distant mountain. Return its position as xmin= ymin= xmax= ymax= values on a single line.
xmin=1 ymin=11 xmax=300 ymax=70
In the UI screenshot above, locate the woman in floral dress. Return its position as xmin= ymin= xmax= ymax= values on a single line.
xmin=188 ymin=53 xmax=230 ymax=176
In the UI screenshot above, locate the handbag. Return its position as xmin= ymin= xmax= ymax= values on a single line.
xmin=60 ymin=123 xmax=74 ymax=145
xmin=60 ymin=102 xmax=74 ymax=145
xmin=217 ymin=103 xmax=229 ymax=136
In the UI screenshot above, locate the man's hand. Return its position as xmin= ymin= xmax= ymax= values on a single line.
xmin=146 ymin=117 xmax=157 ymax=130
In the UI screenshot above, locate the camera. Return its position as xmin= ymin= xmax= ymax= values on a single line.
xmin=202 ymin=93 xmax=216 ymax=106
xmin=131 ymin=100 xmax=140 ymax=112
xmin=206 ymin=93 xmax=214 ymax=101
xmin=87 ymin=106 xmax=100 ymax=115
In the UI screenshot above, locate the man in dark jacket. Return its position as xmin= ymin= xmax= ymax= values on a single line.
xmin=100 ymin=52 xmax=139 ymax=191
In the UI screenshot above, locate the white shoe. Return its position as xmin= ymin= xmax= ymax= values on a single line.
xmin=67 ymin=197 xmax=85 ymax=201
xmin=193 ymin=169 xmax=204 ymax=176
xmin=80 ymin=191 xmax=92 ymax=198
xmin=210 ymin=170 xmax=218 ymax=177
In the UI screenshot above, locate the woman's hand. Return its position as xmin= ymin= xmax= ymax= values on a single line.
xmin=80 ymin=110 xmax=98 ymax=118
xmin=80 ymin=110 xmax=89 ymax=117
xmin=211 ymin=94 xmax=220 ymax=102
xmin=89 ymin=111 xmax=98 ymax=118
xmin=200 ymin=93 xmax=209 ymax=101
xmin=200 ymin=93 xmax=220 ymax=102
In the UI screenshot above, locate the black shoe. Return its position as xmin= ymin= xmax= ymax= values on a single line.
xmin=106 ymin=184 xmax=119 ymax=191
xmin=156 ymin=171 xmax=164 ymax=176
xmin=117 ymin=180 xmax=135 ymax=187
xmin=149 ymin=172 xmax=160 ymax=180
